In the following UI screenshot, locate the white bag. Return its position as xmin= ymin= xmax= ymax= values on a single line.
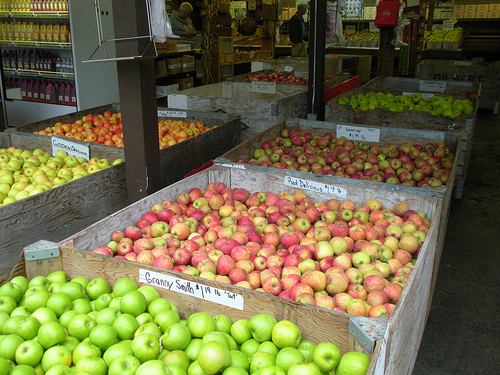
xmin=150 ymin=0 xmax=179 ymax=42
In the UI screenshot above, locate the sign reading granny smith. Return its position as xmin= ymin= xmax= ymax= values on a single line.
xmin=139 ymin=269 xmax=245 ymax=310
xmin=51 ymin=136 xmax=90 ymax=160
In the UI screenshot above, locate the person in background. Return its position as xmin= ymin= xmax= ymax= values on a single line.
xmin=170 ymin=2 xmax=197 ymax=37
xmin=288 ymin=4 xmax=308 ymax=57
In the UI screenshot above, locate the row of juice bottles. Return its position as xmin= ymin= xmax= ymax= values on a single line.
xmin=0 ymin=0 xmax=68 ymax=12
xmin=7 ymin=77 xmax=76 ymax=105
xmin=2 ymin=49 xmax=73 ymax=73
xmin=0 ymin=21 xmax=70 ymax=43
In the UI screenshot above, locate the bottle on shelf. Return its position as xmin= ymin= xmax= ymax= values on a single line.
xmin=26 ymin=22 xmax=33 ymax=41
xmin=27 ymin=79 xmax=33 ymax=100
xmin=32 ymin=22 xmax=39 ymax=41
xmin=21 ymin=79 xmax=27 ymax=100
xmin=52 ymin=22 xmax=59 ymax=42
xmin=70 ymin=82 xmax=76 ymax=106
xmin=14 ymin=21 xmax=20 ymax=41
xmin=20 ymin=21 xmax=27 ymax=40
xmin=39 ymin=79 xmax=46 ymax=101
xmin=63 ymin=82 xmax=70 ymax=105
xmin=45 ymin=81 xmax=57 ymax=103
xmin=39 ymin=22 xmax=46 ymax=42
xmin=59 ymin=22 xmax=68 ymax=43
xmin=45 ymin=23 xmax=52 ymax=42
xmin=7 ymin=22 xmax=14 ymax=41
xmin=33 ymin=78 xmax=40 ymax=101
xmin=23 ymin=49 xmax=30 ymax=69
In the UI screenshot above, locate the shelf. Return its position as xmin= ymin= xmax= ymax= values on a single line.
xmin=156 ymin=50 xmax=197 ymax=58
xmin=4 ymin=68 xmax=74 ymax=80
xmin=0 ymin=40 xmax=72 ymax=49
xmin=220 ymin=57 xmax=274 ymax=67
xmin=155 ymin=70 xmax=196 ymax=80
xmin=0 ymin=11 xmax=69 ymax=18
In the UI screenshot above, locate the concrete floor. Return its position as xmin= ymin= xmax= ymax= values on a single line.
xmin=413 ymin=110 xmax=500 ymax=374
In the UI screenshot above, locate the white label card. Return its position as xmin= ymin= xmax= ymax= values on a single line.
xmin=454 ymin=61 xmax=472 ymax=66
xmin=215 ymin=162 xmax=247 ymax=169
xmin=51 ymin=136 xmax=90 ymax=160
xmin=251 ymin=81 xmax=277 ymax=94
xmin=295 ymin=71 xmax=307 ymax=77
xmin=402 ymin=92 xmax=435 ymax=100
xmin=139 ymin=269 xmax=245 ymax=310
xmin=419 ymin=80 xmax=447 ymax=92
xmin=336 ymin=124 xmax=380 ymax=143
xmin=158 ymin=110 xmax=187 ymax=118
xmin=442 ymin=19 xmax=455 ymax=31
xmin=284 ymin=65 xmax=293 ymax=72
xmin=283 ymin=176 xmax=347 ymax=199
xmin=168 ymin=94 xmax=188 ymax=109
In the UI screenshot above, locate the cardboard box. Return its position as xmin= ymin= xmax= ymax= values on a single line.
xmin=489 ymin=4 xmax=500 ymax=18
xmin=476 ymin=4 xmax=489 ymax=19
xmin=464 ymin=4 xmax=477 ymax=18
xmin=155 ymin=60 xmax=168 ymax=77
xmin=166 ymin=57 xmax=182 ymax=75
xmin=173 ymin=76 xmax=194 ymax=90
xmin=176 ymin=43 xmax=192 ymax=52
xmin=181 ymin=55 xmax=195 ymax=72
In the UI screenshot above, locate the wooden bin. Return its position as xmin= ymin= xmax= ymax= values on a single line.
xmin=0 ymin=132 xmax=128 ymax=284
xmin=6 ymin=104 xmax=242 ymax=188
xmin=215 ymin=118 xmax=458 ymax=301
xmin=324 ymin=86 xmax=479 ymax=199
xmin=55 ymin=164 xmax=444 ymax=374
xmin=251 ymin=57 xmax=343 ymax=76
xmin=417 ymin=59 xmax=500 ymax=112
xmin=167 ymin=82 xmax=310 ymax=140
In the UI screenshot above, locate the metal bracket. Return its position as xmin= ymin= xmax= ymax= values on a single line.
xmin=24 ymin=240 xmax=60 ymax=261
xmin=349 ymin=316 xmax=388 ymax=353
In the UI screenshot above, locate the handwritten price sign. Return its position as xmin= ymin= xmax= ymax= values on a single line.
xmin=284 ymin=176 xmax=347 ymax=199
xmin=251 ymin=81 xmax=277 ymax=94
xmin=139 ymin=269 xmax=244 ymax=310
xmin=158 ymin=110 xmax=187 ymax=118
xmin=336 ymin=125 xmax=380 ymax=143
xmin=419 ymin=80 xmax=447 ymax=92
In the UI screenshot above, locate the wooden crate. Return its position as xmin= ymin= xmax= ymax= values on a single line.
xmin=55 ymin=165 xmax=444 ymax=374
xmin=417 ymin=59 xmax=500 ymax=111
xmin=167 ymin=82 xmax=310 ymax=140
xmin=7 ymin=104 xmax=242 ymax=187
xmin=0 ymin=132 xmax=128 ymax=285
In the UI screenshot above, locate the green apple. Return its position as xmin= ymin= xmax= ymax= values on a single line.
xmin=70 ymin=276 xmax=90 ymax=289
xmin=59 ymin=310 xmax=78 ymax=329
xmin=48 ymin=282 xmax=64 ymax=294
xmin=120 ymin=290 xmax=147 ymax=317
xmin=188 ymin=360 xmax=206 ymax=375
xmin=60 ymin=281 xmax=85 ymax=301
xmin=148 ymin=297 xmax=172 ymax=317
xmin=0 ymin=311 xmax=9 ymax=327
xmin=85 ymin=278 xmax=111 ymax=301
xmin=41 ymin=345 xmax=72 ymax=372
xmin=161 ymin=349 xmax=190 ymax=371
xmin=93 ymin=293 xmax=113 ymax=311
xmin=2 ymin=315 xmax=24 ymax=334
xmin=312 ymin=342 xmax=341 ymax=372
xmin=162 ymin=322 xmax=192 ymax=351
xmin=0 ymin=334 xmax=24 ymax=361
xmin=44 ymin=364 xmax=74 ymax=374
xmin=240 ymin=338 xmax=260 ymax=358
xmin=47 ymin=270 xmax=68 ymax=284
xmin=103 ymin=340 xmax=133 ymax=366
xmin=108 ymin=296 xmax=122 ymax=311
xmin=297 ymin=340 xmax=316 ymax=362
xmin=222 ymin=366 xmax=249 ymax=375
xmin=248 ymin=313 xmax=277 ymax=343
xmin=89 ymin=323 xmax=118 ymax=351
xmin=46 ymin=293 xmax=73 ymax=317
xmin=137 ymin=285 xmax=160 ymax=307
xmin=275 ymin=347 xmax=304 ymax=373
xmin=259 ymin=365 xmax=286 ymax=375
xmin=230 ymin=319 xmax=252 ymax=345
xmin=135 ymin=322 xmax=162 ymax=340
xmin=271 ymin=320 xmax=301 ymax=348
xmin=0 ymin=295 xmax=17 ymax=315
xmin=131 ymin=332 xmax=160 ymax=363
xmin=72 ymin=341 xmax=102 ymax=365
xmin=112 ymin=278 xmax=138 ymax=297
xmin=61 ymin=336 xmax=80 ymax=354
xmin=214 ymin=314 xmax=233 ymax=334
xmin=135 ymin=312 xmax=154 ymax=326
xmin=10 ymin=364 xmax=36 ymax=375
xmin=75 ymin=355 xmax=107 ymax=375
xmin=258 ymin=341 xmax=279 ymax=358
xmin=108 ymin=354 xmax=141 ymax=375
xmin=335 ymin=352 xmax=371 ymax=375
xmin=10 ymin=305 xmax=30 ymax=318
xmin=0 ymin=282 xmax=24 ymax=302
xmin=10 ymin=275 xmax=29 ymax=294
xmin=288 ymin=362 xmax=321 ymax=375
xmin=32 ymin=306 xmax=58 ymax=326
xmin=37 ymin=321 xmax=67 ymax=349
xmin=186 ymin=311 xmax=216 ymax=338
xmin=67 ymin=313 xmax=96 ymax=341
xmin=112 ymin=313 xmax=139 ymax=340
xmin=181 ymin=338 xmax=202 ymax=362
xmin=198 ymin=340 xmax=232 ymax=374
xmin=96 ymin=307 xmax=121 ymax=325
xmin=0 ymin=356 xmax=9 ymax=374
xmin=250 ymin=351 xmax=276 ymax=373
xmin=154 ymin=309 xmax=180 ymax=333
xmin=15 ymin=316 xmax=41 ymax=340
xmin=135 ymin=359 xmax=169 ymax=375
xmin=223 ymin=332 xmax=238 ymax=351
xmin=71 ymin=298 xmax=92 ymax=314
xmin=229 ymin=349 xmax=250 ymax=371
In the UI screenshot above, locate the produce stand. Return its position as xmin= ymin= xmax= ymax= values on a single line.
xmin=417 ymin=59 xmax=500 ymax=112
xmin=6 ymin=104 xmax=241 ymax=188
xmin=53 ymin=164 xmax=443 ymax=374
xmin=324 ymin=84 xmax=479 ymax=199
xmin=0 ymin=131 xmax=128 ymax=284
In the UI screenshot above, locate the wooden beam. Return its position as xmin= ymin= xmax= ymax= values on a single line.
xmin=111 ymin=0 xmax=162 ymax=203
xmin=378 ymin=28 xmax=396 ymax=77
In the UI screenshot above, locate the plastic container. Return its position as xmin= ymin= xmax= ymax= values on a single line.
xmin=33 ymin=23 xmax=39 ymax=41
xmin=56 ymin=82 xmax=64 ymax=104
xmin=14 ymin=22 xmax=20 ymax=41
xmin=52 ymin=23 xmax=59 ymax=42
xmin=21 ymin=79 xmax=28 ymax=100
xmin=33 ymin=79 xmax=40 ymax=101
xmin=27 ymin=79 xmax=34 ymax=100
xmin=64 ymin=83 xmax=70 ymax=105
xmin=70 ymin=83 xmax=76 ymax=106
xmin=20 ymin=22 xmax=27 ymax=41
xmin=46 ymin=24 xmax=53 ymax=42
xmin=59 ymin=23 xmax=68 ymax=43
xmin=26 ymin=22 xmax=33 ymax=41
xmin=45 ymin=82 xmax=57 ymax=103
xmin=39 ymin=80 xmax=46 ymax=101
xmin=39 ymin=23 xmax=46 ymax=42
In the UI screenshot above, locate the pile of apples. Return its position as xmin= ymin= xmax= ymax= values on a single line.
xmin=235 ymin=129 xmax=454 ymax=188
xmin=0 ymin=147 xmax=122 ymax=206
xmin=246 ymin=71 xmax=338 ymax=85
xmin=336 ymin=91 xmax=475 ymax=117
xmin=92 ymin=183 xmax=431 ymax=319
xmin=32 ymin=110 xmax=212 ymax=149
xmin=0 ymin=272 xmax=371 ymax=374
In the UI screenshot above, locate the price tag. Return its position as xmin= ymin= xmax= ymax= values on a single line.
xmin=139 ymin=269 xmax=245 ymax=310
xmin=369 ymin=22 xmax=378 ymax=33
xmin=168 ymin=94 xmax=188 ymax=109
xmin=158 ymin=110 xmax=187 ymax=118
xmin=419 ymin=80 xmax=447 ymax=92
xmin=251 ymin=81 xmax=277 ymax=94
xmin=284 ymin=65 xmax=293 ymax=72
xmin=336 ymin=124 xmax=380 ymax=143
xmin=215 ymin=161 xmax=247 ymax=169
xmin=51 ymin=136 xmax=90 ymax=160
xmin=442 ymin=20 xmax=455 ymax=31
xmin=402 ymin=92 xmax=435 ymax=100
xmin=454 ymin=61 xmax=472 ymax=66
xmin=294 ymin=71 xmax=307 ymax=77
xmin=283 ymin=176 xmax=347 ymax=199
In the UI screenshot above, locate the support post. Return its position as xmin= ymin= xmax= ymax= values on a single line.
xmin=307 ymin=0 xmax=327 ymax=120
xmin=378 ymin=27 xmax=397 ymax=76
xmin=111 ymin=0 xmax=161 ymax=204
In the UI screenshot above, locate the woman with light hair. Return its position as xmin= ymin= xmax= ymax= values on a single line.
xmin=170 ymin=2 xmax=197 ymax=37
